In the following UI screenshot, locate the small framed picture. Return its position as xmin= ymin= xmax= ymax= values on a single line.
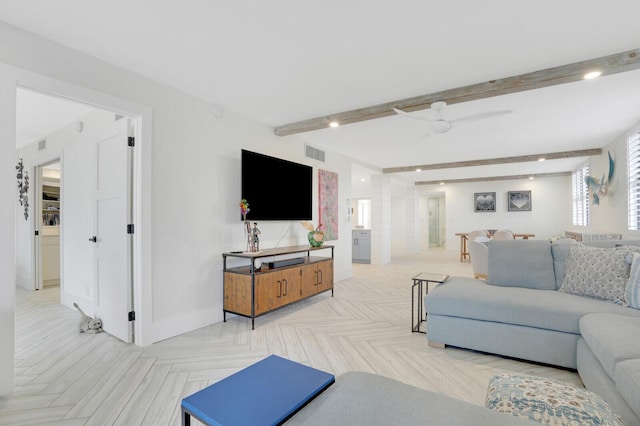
xmin=474 ymin=192 xmax=496 ymax=212
xmin=508 ymin=190 xmax=532 ymax=212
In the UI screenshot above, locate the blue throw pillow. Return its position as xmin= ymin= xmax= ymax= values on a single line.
xmin=486 ymin=374 xmax=624 ymax=426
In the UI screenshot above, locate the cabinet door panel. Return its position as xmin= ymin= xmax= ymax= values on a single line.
xmin=281 ymin=268 xmax=302 ymax=305
xmin=317 ymin=260 xmax=334 ymax=292
xmin=255 ymin=274 xmax=282 ymax=315
xmin=300 ymin=264 xmax=318 ymax=297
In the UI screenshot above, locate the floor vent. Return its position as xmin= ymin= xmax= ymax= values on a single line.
xmin=305 ymin=145 xmax=325 ymax=162
xmin=38 ymin=139 xmax=46 ymax=151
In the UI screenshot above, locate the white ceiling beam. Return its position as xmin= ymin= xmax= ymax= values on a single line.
xmin=274 ymin=49 xmax=640 ymax=136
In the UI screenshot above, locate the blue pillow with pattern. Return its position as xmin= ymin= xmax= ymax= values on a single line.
xmin=486 ymin=374 xmax=624 ymax=425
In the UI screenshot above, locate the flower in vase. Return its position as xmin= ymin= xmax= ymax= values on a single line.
xmin=239 ymin=199 xmax=250 ymax=221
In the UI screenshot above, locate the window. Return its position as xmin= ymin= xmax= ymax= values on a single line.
xmin=572 ymin=162 xmax=590 ymax=226
xmin=628 ymin=132 xmax=640 ymax=230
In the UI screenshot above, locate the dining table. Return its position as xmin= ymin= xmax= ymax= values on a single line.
xmin=455 ymin=232 xmax=536 ymax=262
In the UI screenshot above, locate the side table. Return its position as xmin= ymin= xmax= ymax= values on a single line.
xmin=412 ymin=273 xmax=448 ymax=333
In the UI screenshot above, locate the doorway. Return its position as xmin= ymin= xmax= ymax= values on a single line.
xmin=422 ymin=194 xmax=445 ymax=249
xmin=428 ymin=197 xmax=440 ymax=247
xmin=15 ymin=87 xmax=137 ymax=344
xmin=36 ymin=161 xmax=62 ymax=290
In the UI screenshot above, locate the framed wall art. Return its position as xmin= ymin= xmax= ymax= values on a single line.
xmin=508 ymin=190 xmax=532 ymax=212
xmin=319 ymin=169 xmax=339 ymax=240
xmin=474 ymin=192 xmax=496 ymax=212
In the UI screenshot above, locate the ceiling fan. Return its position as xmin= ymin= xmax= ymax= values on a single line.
xmin=393 ymin=101 xmax=513 ymax=135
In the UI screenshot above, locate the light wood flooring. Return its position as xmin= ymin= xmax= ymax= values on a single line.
xmin=1 ymin=250 xmax=581 ymax=425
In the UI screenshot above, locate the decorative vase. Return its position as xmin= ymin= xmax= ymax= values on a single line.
xmin=244 ymin=220 xmax=251 ymax=252
xmin=308 ymin=229 xmax=325 ymax=247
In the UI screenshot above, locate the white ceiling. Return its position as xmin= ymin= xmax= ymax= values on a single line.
xmin=16 ymin=88 xmax=96 ymax=149
xmin=3 ymin=1 xmax=640 ymax=186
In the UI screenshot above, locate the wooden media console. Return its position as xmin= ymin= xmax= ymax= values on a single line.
xmin=222 ymin=245 xmax=334 ymax=329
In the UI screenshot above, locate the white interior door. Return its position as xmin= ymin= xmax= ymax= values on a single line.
xmin=93 ymin=117 xmax=133 ymax=343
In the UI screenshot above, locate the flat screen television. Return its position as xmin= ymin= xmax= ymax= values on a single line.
xmin=241 ymin=149 xmax=313 ymax=221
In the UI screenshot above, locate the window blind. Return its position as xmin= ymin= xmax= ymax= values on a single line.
xmin=572 ymin=163 xmax=590 ymax=226
xmin=628 ymin=132 xmax=640 ymax=230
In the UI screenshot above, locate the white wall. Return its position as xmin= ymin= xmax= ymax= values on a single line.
xmin=417 ymin=176 xmax=573 ymax=250
xmin=587 ymin=119 xmax=640 ymax=238
xmin=0 ymin=21 xmax=353 ymax=394
xmin=0 ymin=72 xmax=16 ymax=396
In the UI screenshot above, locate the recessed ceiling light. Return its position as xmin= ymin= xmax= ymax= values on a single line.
xmin=329 ymin=121 xmax=340 ymax=128
xmin=360 ymin=178 xmax=365 ymax=182
xmin=538 ymin=158 xmax=545 ymax=162
xmin=583 ymin=71 xmax=602 ymax=80
xmin=440 ymin=182 xmax=445 ymax=185
xmin=416 ymin=168 xmax=421 ymax=172
xmin=529 ymin=176 xmax=535 ymax=180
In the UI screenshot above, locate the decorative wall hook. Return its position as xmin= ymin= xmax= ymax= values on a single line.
xmin=16 ymin=158 xmax=29 ymax=220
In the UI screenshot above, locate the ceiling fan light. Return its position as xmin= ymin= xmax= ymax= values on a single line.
xmin=431 ymin=120 xmax=451 ymax=134
xmin=583 ymin=71 xmax=602 ymax=80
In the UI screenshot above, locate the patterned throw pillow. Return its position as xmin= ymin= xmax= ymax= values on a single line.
xmin=627 ymin=252 xmax=640 ymax=309
xmin=486 ymin=374 xmax=624 ymax=426
xmin=559 ymin=243 xmax=640 ymax=304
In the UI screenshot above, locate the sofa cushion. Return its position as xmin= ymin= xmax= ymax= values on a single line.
xmin=615 ymin=359 xmax=640 ymax=420
xmin=559 ymin=244 xmax=640 ymax=304
xmin=580 ymin=313 xmax=640 ymax=380
xmin=627 ymin=252 xmax=640 ymax=309
xmin=487 ymin=240 xmax=556 ymax=290
xmin=287 ymin=371 xmax=537 ymax=425
xmin=553 ymin=240 xmax=640 ymax=290
xmin=486 ymin=374 xmax=624 ymax=426
xmin=426 ymin=278 xmax=640 ymax=335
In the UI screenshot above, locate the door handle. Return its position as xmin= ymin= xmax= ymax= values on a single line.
xmin=89 ymin=236 xmax=97 ymax=243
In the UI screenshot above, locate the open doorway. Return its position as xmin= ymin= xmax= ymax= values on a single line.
xmin=419 ymin=193 xmax=446 ymax=250
xmin=36 ymin=160 xmax=62 ymax=290
xmin=15 ymin=87 xmax=137 ymax=344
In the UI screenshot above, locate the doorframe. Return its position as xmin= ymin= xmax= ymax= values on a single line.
xmin=14 ymin=72 xmax=152 ymax=346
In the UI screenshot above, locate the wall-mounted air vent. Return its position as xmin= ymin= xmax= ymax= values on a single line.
xmin=305 ymin=144 xmax=325 ymax=162
xmin=38 ymin=139 xmax=46 ymax=151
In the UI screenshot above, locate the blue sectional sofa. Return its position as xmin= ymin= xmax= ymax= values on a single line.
xmin=425 ymin=239 xmax=640 ymax=425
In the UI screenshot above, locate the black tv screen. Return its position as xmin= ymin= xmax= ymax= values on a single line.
xmin=241 ymin=150 xmax=313 ymax=221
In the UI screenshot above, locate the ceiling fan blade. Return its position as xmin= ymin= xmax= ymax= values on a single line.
xmin=393 ymin=108 xmax=433 ymax=122
xmin=450 ymin=110 xmax=513 ymax=125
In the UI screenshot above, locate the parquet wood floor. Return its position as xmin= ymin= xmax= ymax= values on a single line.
xmin=1 ymin=250 xmax=581 ymax=425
